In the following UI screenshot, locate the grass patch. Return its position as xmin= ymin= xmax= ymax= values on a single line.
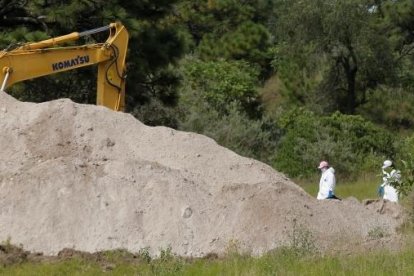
xmin=295 ymin=173 xmax=380 ymax=201
xmin=2 ymin=249 xmax=414 ymax=275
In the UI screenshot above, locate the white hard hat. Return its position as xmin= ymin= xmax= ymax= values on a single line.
xmin=318 ymin=161 xmax=329 ymax=169
xmin=382 ymin=160 xmax=392 ymax=169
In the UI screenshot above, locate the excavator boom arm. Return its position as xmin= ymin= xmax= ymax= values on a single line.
xmin=0 ymin=22 xmax=128 ymax=111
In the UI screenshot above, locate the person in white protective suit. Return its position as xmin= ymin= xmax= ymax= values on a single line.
xmin=317 ymin=161 xmax=339 ymax=200
xmin=378 ymin=160 xmax=400 ymax=202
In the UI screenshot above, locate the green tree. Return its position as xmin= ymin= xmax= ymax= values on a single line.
xmin=352 ymin=0 xmax=414 ymax=129
xmin=380 ymin=0 xmax=414 ymax=88
xmin=179 ymin=57 xmax=261 ymax=117
xmin=272 ymin=0 xmax=397 ymax=115
xmin=178 ymin=57 xmax=280 ymax=163
xmin=176 ymin=0 xmax=274 ymax=77
xmin=382 ymin=0 xmax=414 ymax=55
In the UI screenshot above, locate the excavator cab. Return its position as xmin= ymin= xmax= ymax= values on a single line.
xmin=0 ymin=22 xmax=129 ymax=111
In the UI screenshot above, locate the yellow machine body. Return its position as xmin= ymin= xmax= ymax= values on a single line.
xmin=0 ymin=22 xmax=129 ymax=111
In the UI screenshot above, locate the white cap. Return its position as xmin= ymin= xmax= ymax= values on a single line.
xmin=382 ymin=160 xmax=392 ymax=169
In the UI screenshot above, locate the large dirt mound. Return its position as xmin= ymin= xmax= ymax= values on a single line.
xmin=0 ymin=93 xmax=404 ymax=256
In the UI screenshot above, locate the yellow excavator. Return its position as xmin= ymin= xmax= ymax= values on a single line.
xmin=0 ymin=22 xmax=129 ymax=111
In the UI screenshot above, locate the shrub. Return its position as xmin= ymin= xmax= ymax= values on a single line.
xmin=178 ymin=57 xmax=281 ymax=164
xmin=368 ymin=226 xmax=388 ymax=239
xmin=179 ymin=101 xmax=280 ymax=164
xmin=357 ymin=86 xmax=414 ymax=130
xmin=288 ymin=219 xmax=317 ymax=257
xmin=396 ymin=135 xmax=414 ymax=197
xmin=180 ymin=57 xmax=261 ymax=118
xmin=274 ymin=108 xmax=395 ymax=178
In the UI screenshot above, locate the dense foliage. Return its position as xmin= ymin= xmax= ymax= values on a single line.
xmin=274 ymin=109 xmax=395 ymax=178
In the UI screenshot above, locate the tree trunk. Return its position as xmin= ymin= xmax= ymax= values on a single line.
xmin=345 ymin=65 xmax=357 ymax=114
xmin=340 ymin=47 xmax=358 ymax=114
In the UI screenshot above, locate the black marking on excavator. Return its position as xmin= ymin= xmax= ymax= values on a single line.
xmin=52 ymin=55 xmax=90 ymax=71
